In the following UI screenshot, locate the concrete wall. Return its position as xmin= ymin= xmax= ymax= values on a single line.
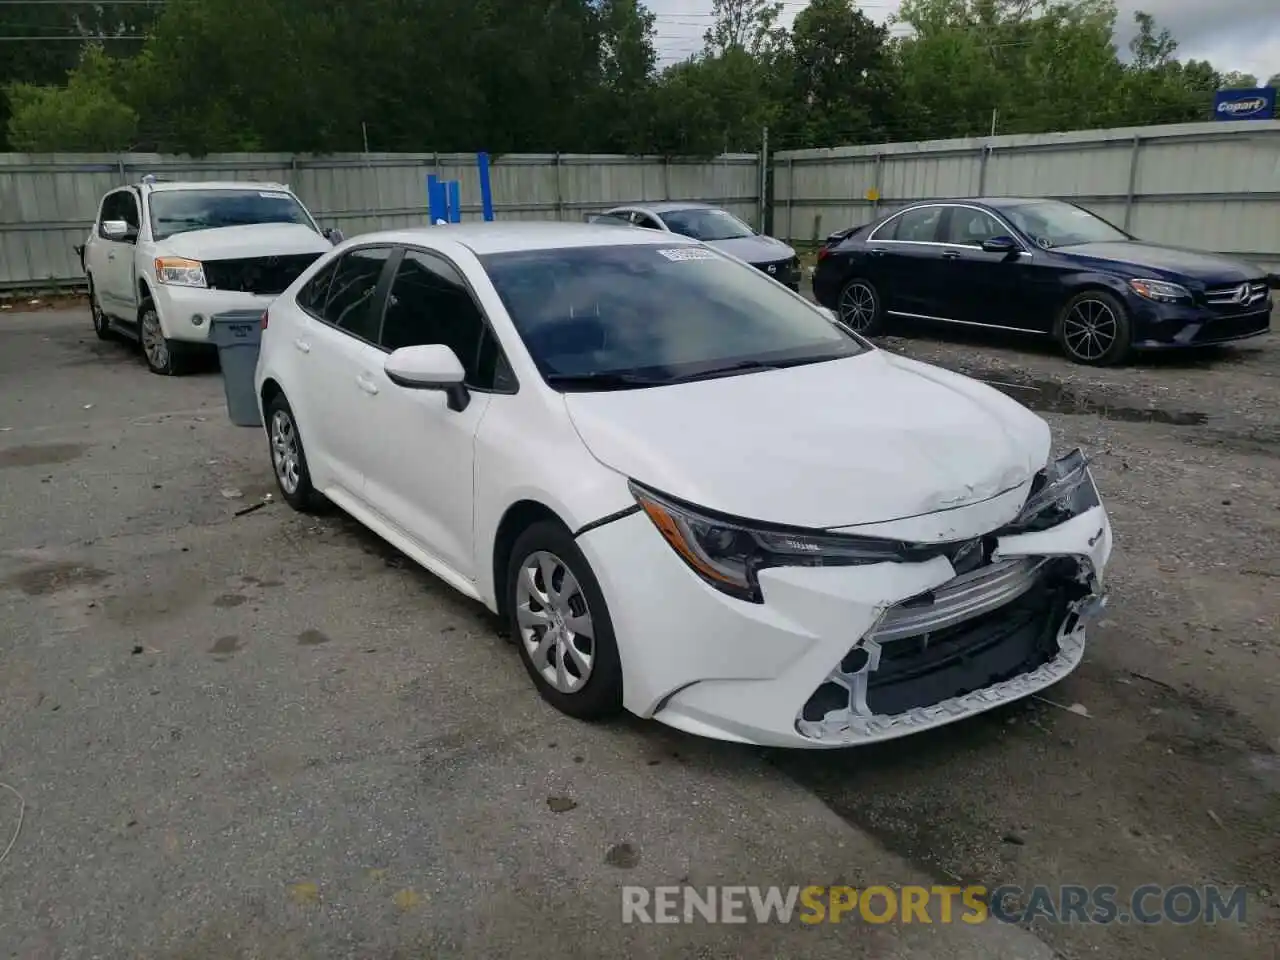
xmin=0 ymin=152 xmax=762 ymax=289
xmin=772 ymin=120 xmax=1280 ymax=274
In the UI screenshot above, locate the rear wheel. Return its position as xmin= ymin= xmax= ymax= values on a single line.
xmin=1055 ymin=290 xmax=1132 ymax=366
xmin=837 ymin=277 xmax=886 ymax=335
xmin=88 ymin=279 xmax=113 ymax=341
xmin=506 ymin=520 xmax=623 ymax=721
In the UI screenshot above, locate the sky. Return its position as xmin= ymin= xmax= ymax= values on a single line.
xmin=645 ymin=0 xmax=1280 ymax=83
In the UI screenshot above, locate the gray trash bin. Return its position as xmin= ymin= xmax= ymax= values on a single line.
xmin=210 ymin=309 xmax=266 ymax=427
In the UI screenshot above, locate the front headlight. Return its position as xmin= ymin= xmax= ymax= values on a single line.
xmin=154 ymin=256 xmax=206 ymax=288
xmin=1129 ymin=278 xmax=1191 ymax=303
xmin=630 ymin=481 xmax=915 ymax=602
xmin=1003 ymin=448 xmax=1100 ymax=534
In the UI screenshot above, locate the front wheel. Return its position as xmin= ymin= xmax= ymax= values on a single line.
xmin=139 ymin=299 xmax=187 ymax=376
xmin=506 ymin=521 xmax=623 ymax=721
xmin=837 ymin=277 xmax=886 ymax=335
xmin=1054 ymin=290 xmax=1132 ymax=366
xmin=265 ymin=393 xmax=325 ymax=513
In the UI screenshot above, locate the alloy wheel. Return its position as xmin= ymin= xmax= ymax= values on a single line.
xmin=140 ymin=308 xmax=170 ymax=371
xmin=514 ymin=550 xmax=595 ymax=694
xmin=270 ymin=409 xmax=301 ymax=495
xmin=838 ymin=281 xmax=878 ymax=332
xmin=1062 ymin=298 xmax=1118 ymax=362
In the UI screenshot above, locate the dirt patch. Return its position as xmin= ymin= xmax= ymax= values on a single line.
xmin=5 ymin=560 xmax=109 ymax=596
xmin=966 ymin=369 xmax=1210 ymax=425
xmin=0 ymin=443 xmax=88 ymax=469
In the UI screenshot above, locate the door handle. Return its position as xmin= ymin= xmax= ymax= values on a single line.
xmin=941 ymin=250 xmax=961 ymax=259
xmin=293 ymin=338 xmax=311 ymax=354
xmin=868 ymin=248 xmax=886 ymax=257
xmin=107 ymin=252 xmax=116 ymax=261
xmin=356 ymin=374 xmax=379 ymax=396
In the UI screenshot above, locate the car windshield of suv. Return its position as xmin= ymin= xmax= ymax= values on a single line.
xmin=480 ymin=243 xmax=863 ymax=389
xmin=660 ymin=208 xmax=756 ymax=242
xmin=149 ymin=189 xmax=315 ymax=241
xmin=998 ymin=200 xmax=1130 ymax=249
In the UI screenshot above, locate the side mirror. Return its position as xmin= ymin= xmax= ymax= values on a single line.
xmin=384 ymin=344 xmax=470 ymax=412
xmin=981 ymin=236 xmax=1019 ymax=255
xmin=323 ymin=227 xmax=345 ymax=245
xmin=102 ymin=220 xmax=133 ymax=241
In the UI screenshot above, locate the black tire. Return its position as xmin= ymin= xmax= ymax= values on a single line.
xmin=505 ymin=520 xmax=624 ymax=721
xmin=836 ymin=277 xmax=887 ymax=335
xmin=138 ymin=297 xmax=187 ymax=376
xmin=88 ymin=278 xmax=114 ymax=341
xmin=1054 ymin=290 xmax=1132 ymax=367
xmin=264 ymin=393 xmax=325 ymax=513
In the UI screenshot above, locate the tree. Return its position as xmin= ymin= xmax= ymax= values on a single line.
xmin=702 ymin=0 xmax=788 ymax=59
xmin=1218 ymin=72 xmax=1259 ymax=89
xmin=1267 ymin=73 xmax=1280 ymax=89
xmin=5 ymin=45 xmax=138 ymax=151
xmin=1128 ymin=10 xmax=1177 ymax=69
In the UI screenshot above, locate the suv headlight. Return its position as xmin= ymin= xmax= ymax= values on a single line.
xmin=630 ymin=481 xmax=916 ymax=602
xmin=154 ymin=257 xmax=206 ymax=288
xmin=1128 ymin=278 xmax=1190 ymax=303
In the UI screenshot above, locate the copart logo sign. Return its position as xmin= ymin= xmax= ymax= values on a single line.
xmin=1212 ymin=87 xmax=1276 ymax=120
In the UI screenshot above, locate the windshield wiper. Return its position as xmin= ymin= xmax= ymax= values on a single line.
xmin=544 ymin=372 xmax=669 ymax=390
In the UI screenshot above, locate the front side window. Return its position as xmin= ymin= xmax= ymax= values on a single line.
xmin=942 ymin=208 xmax=1008 ymax=246
xmin=321 ymin=247 xmax=392 ymax=342
xmin=379 ymin=249 xmax=506 ymax=389
xmin=659 ymin=207 xmax=754 ymax=241
xmin=998 ymin=200 xmax=1129 ymax=249
xmin=630 ymin=212 xmax=663 ymax=230
xmin=99 ymin=191 xmax=139 ymax=235
xmin=297 ymin=259 xmax=339 ymax=315
xmin=149 ymin=188 xmax=316 ymax=241
xmin=479 ymin=243 xmax=863 ymax=390
xmin=880 ymin=206 xmax=942 ymax=243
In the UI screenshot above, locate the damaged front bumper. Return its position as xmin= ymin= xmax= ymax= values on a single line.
xmin=576 ymin=449 xmax=1112 ymax=749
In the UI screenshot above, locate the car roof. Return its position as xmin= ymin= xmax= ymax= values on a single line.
xmin=610 ymin=200 xmax=718 ymax=214
xmin=349 ymin=221 xmax=705 ymax=255
xmin=143 ymin=180 xmax=293 ymax=193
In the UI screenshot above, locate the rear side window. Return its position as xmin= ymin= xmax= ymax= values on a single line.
xmin=321 ymin=247 xmax=393 ymax=342
xmin=297 ymin=259 xmax=338 ymax=314
xmin=880 ymin=207 xmax=942 ymax=243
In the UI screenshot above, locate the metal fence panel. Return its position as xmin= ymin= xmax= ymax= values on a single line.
xmin=0 ymin=152 xmax=761 ymax=289
xmin=772 ymin=120 xmax=1280 ymax=273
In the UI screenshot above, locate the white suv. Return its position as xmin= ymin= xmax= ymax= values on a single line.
xmin=79 ymin=179 xmax=339 ymax=375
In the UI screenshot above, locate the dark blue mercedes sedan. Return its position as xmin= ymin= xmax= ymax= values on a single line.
xmin=812 ymin=197 xmax=1273 ymax=366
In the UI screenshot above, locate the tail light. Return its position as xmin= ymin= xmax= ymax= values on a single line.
xmin=260 ymin=309 xmax=269 ymax=330
xmin=816 ymin=247 xmax=831 ymax=262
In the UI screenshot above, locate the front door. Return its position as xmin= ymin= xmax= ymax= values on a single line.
xmin=90 ymin=190 xmax=141 ymax=317
xmin=936 ymin=207 xmax=1039 ymax=330
xmin=363 ymin=247 xmax=505 ymax=579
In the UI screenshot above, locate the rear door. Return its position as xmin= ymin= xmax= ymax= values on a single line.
xmin=299 ymin=245 xmax=397 ymax=498
xmin=863 ymin=205 xmax=949 ymax=317
xmin=937 ymin=206 xmax=1041 ymax=330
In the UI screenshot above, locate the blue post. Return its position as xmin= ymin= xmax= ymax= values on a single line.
xmin=447 ymin=180 xmax=462 ymax=223
xmin=426 ymin=174 xmax=441 ymax=223
xmin=477 ymin=152 xmax=494 ymax=222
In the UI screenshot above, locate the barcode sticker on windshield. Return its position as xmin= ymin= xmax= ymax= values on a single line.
xmin=258 ymin=191 xmax=292 ymax=199
xmin=657 ymin=247 xmax=717 ymax=262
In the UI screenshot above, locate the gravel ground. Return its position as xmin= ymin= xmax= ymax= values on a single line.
xmin=1 ymin=304 xmax=1276 ymax=960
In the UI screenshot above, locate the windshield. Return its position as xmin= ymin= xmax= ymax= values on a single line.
xmin=660 ymin=207 xmax=756 ymax=242
xmin=149 ymin=189 xmax=316 ymax=241
xmin=479 ymin=243 xmax=864 ymax=390
xmin=999 ymin=200 xmax=1130 ymax=249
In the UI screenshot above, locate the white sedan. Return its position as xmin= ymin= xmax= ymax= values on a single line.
xmin=253 ymin=222 xmax=1112 ymax=748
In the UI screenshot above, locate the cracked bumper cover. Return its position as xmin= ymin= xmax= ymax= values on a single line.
xmin=576 ymin=453 xmax=1112 ymax=749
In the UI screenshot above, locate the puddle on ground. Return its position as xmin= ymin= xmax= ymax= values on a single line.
xmin=966 ymin=370 xmax=1209 ymax=426
xmin=6 ymin=560 xmax=109 ymax=596
xmin=0 ymin=442 xmax=88 ymax=468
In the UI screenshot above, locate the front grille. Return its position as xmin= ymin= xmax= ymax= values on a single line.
xmin=1204 ymin=281 xmax=1269 ymax=312
xmin=753 ymin=257 xmax=797 ymax=280
xmin=203 ymin=253 xmax=324 ymax=295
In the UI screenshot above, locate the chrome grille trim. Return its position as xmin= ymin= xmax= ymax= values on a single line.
xmin=870 ymin=557 xmax=1047 ymax=643
xmin=1205 ymin=282 xmax=1268 ymax=306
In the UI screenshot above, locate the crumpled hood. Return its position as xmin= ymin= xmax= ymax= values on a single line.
xmin=161 ymin=222 xmax=331 ymax=261
xmin=1061 ymin=241 xmax=1265 ymax=284
xmin=564 ymin=350 xmax=1051 ymax=529
xmin=705 ymin=233 xmax=796 ymax=265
